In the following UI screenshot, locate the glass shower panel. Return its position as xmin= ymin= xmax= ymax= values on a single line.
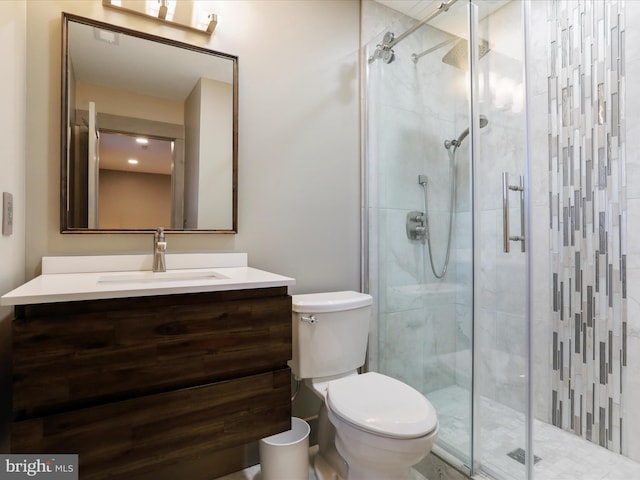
xmin=472 ymin=1 xmax=531 ymax=478
xmin=365 ymin=0 xmax=474 ymax=471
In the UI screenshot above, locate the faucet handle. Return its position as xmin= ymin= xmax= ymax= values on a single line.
xmin=152 ymin=228 xmax=167 ymax=272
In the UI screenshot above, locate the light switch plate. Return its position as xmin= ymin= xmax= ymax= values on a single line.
xmin=3 ymin=192 xmax=13 ymax=236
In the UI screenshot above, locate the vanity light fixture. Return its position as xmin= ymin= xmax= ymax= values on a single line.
xmin=206 ymin=14 xmax=218 ymax=34
xmin=128 ymin=159 xmax=139 ymax=165
xmin=102 ymin=0 xmax=218 ymax=36
xmin=135 ymin=137 xmax=149 ymax=144
xmin=158 ymin=0 xmax=168 ymax=20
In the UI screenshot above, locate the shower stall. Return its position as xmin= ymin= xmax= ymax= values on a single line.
xmin=363 ymin=0 xmax=640 ymax=478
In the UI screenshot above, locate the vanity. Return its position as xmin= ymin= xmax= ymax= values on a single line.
xmin=1 ymin=253 xmax=295 ymax=479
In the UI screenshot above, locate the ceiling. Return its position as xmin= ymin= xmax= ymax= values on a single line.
xmin=374 ymin=0 xmax=511 ymax=38
xmin=100 ymin=132 xmax=173 ymax=175
xmin=68 ymin=19 xmax=234 ymax=102
xmin=375 ymin=0 xmax=509 ymax=20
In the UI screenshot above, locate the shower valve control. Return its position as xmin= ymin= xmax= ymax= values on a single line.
xmin=406 ymin=210 xmax=427 ymax=242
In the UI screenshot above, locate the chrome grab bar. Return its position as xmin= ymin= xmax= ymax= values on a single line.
xmin=502 ymin=172 xmax=525 ymax=253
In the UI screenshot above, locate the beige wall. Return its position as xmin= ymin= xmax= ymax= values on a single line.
xmin=184 ymin=79 xmax=201 ymax=229
xmin=0 ymin=1 xmax=26 ymax=452
xmin=75 ymin=81 xmax=184 ymax=125
xmin=197 ymin=78 xmax=233 ymax=229
xmin=99 ymin=169 xmax=171 ymax=229
xmin=25 ymin=0 xmax=361 ymax=297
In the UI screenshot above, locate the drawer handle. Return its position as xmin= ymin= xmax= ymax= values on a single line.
xmin=301 ymin=315 xmax=318 ymax=325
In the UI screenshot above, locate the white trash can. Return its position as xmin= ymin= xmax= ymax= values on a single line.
xmin=259 ymin=417 xmax=310 ymax=480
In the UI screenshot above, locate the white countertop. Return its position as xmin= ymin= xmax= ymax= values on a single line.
xmin=1 ymin=253 xmax=295 ymax=306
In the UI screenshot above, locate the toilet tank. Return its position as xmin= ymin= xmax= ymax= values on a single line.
xmin=289 ymin=291 xmax=372 ymax=380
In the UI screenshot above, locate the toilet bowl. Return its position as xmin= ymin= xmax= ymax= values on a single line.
xmin=289 ymin=292 xmax=439 ymax=480
xmin=325 ymin=372 xmax=438 ymax=480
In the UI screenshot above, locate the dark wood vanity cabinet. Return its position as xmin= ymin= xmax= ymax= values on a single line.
xmin=10 ymin=287 xmax=292 ymax=479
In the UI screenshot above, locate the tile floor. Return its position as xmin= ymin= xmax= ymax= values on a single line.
xmin=217 ymin=445 xmax=318 ymax=480
xmin=429 ymin=385 xmax=640 ymax=480
xmin=218 ymin=444 xmax=428 ymax=480
xmin=219 ymin=386 xmax=640 ymax=480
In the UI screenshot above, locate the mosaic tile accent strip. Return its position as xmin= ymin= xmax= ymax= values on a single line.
xmin=548 ymin=0 xmax=627 ymax=454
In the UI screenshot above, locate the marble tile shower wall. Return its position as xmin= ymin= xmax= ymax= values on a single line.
xmin=547 ymin=0 xmax=640 ymax=462
xmin=530 ymin=0 xmax=555 ymax=427
xmin=363 ymin=2 xmax=471 ymax=396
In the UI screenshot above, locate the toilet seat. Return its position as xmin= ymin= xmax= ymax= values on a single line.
xmin=326 ymin=372 xmax=438 ymax=439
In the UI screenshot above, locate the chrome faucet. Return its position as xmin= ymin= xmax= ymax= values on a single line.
xmin=152 ymin=228 xmax=167 ymax=272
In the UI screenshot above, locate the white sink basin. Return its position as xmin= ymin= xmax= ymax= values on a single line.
xmin=97 ymin=270 xmax=228 ymax=285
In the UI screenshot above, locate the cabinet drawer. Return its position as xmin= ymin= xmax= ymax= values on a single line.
xmin=13 ymin=288 xmax=292 ymax=419
xmin=12 ymin=368 xmax=291 ymax=480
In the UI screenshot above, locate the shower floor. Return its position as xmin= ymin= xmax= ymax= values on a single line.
xmin=428 ymin=385 xmax=640 ymax=480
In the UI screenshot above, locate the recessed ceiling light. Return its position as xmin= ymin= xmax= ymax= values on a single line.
xmin=128 ymin=159 xmax=139 ymax=165
xmin=136 ymin=137 xmax=149 ymax=144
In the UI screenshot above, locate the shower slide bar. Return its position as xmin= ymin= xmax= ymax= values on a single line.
xmin=502 ymin=172 xmax=526 ymax=253
xmin=411 ymin=36 xmax=458 ymax=63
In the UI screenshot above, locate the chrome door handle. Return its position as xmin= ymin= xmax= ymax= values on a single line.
xmin=502 ymin=172 xmax=525 ymax=253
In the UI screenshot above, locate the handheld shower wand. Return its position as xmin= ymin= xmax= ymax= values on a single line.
xmin=420 ymin=115 xmax=489 ymax=279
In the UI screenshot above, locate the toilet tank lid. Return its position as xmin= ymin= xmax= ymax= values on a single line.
xmin=292 ymin=291 xmax=372 ymax=313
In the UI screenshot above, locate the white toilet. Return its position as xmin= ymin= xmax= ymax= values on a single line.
xmin=289 ymin=291 xmax=439 ymax=480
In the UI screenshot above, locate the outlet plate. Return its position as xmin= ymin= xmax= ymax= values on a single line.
xmin=3 ymin=192 xmax=13 ymax=236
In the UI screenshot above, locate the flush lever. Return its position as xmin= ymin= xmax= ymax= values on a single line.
xmin=301 ymin=315 xmax=318 ymax=325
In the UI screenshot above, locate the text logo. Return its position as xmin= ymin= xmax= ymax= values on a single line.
xmin=0 ymin=455 xmax=77 ymax=480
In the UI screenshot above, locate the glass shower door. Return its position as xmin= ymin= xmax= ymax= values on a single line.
xmin=471 ymin=1 xmax=532 ymax=478
xmin=363 ymin=0 xmax=533 ymax=478
xmin=364 ymin=0 xmax=475 ymax=473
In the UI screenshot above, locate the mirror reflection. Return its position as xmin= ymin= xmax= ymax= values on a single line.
xmin=62 ymin=13 xmax=238 ymax=232
xmin=98 ymin=132 xmax=173 ymax=229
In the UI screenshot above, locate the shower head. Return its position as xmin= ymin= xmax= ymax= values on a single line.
xmin=442 ymin=38 xmax=490 ymax=70
xmin=445 ymin=115 xmax=489 ymax=150
xmin=456 ymin=115 xmax=488 ymax=143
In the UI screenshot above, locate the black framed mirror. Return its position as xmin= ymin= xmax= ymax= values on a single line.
xmin=61 ymin=13 xmax=238 ymax=233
